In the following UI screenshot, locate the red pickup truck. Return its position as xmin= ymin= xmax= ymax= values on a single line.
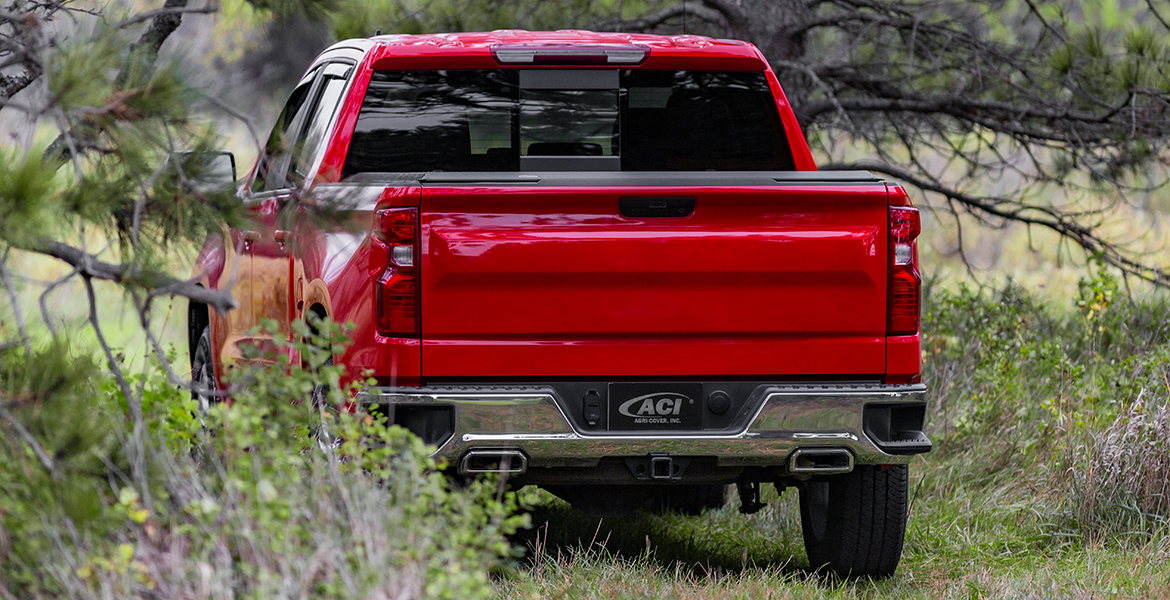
xmin=189 ymin=30 xmax=930 ymax=577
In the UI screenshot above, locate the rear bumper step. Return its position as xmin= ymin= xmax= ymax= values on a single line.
xmin=356 ymin=383 xmax=931 ymax=476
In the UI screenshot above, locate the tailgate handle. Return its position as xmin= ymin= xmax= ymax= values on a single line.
xmin=619 ymin=196 xmax=694 ymax=218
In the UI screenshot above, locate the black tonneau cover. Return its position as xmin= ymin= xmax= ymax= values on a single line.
xmin=346 ymin=170 xmax=883 ymax=187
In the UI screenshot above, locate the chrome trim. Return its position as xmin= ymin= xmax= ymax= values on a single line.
xmin=458 ymin=449 xmax=528 ymax=475
xmin=355 ymin=383 xmax=928 ymax=470
xmin=788 ymin=447 xmax=854 ymax=475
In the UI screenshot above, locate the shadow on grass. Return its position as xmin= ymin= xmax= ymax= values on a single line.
xmin=509 ymin=485 xmax=811 ymax=578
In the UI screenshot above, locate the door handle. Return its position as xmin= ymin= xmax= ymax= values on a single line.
xmin=619 ymin=196 xmax=695 ymax=218
xmin=274 ymin=230 xmax=290 ymax=248
xmin=241 ymin=230 xmax=258 ymax=248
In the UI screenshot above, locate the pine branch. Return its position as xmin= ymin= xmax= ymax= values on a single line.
xmin=48 ymin=0 xmax=192 ymax=161
xmin=22 ymin=238 xmax=238 ymax=314
xmin=0 ymin=402 xmax=57 ymax=476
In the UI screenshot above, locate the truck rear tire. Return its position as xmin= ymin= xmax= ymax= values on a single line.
xmin=799 ymin=464 xmax=908 ymax=578
xmin=191 ymin=325 xmax=216 ymax=414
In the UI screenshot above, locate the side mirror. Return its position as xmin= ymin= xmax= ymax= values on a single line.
xmin=170 ymin=151 xmax=237 ymax=194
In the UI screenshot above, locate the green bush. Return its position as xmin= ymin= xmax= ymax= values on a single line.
xmin=0 ymin=318 xmax=527 ymax=599
xmin=921 ymin=272 xmax=1170 ymax=541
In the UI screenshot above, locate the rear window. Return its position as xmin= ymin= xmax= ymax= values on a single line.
xmin=342 ymin=69 xmax=795 ymax=177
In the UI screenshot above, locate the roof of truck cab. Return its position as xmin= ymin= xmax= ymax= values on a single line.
xmin=368 ymin=30 xmax=751 ymax=49
xmin=323 ymin=30 xmax=770 ymax=71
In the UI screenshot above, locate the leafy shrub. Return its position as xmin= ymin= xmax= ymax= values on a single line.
xmin=0 ymin=318 xmax=527 ymax=599
xmin=921 ymin=275 xmax=1170 ymax=542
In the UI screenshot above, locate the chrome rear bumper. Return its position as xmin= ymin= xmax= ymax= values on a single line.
xmin=356 ymin=383 xmax=930 ymax=476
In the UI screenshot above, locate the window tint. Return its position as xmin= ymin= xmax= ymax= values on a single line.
xmin=620 ymin=71 xmax=794 ymax=171
xmin=521 ymin=89 xmax=618 ymax=156
xmin=341 ymin=69 xmax=794 ymax=176
xmin=294 ymin=63 xmax=353 ymax=183
xmin=251 ymin=71 xmax=317 ymax=192
xmin=342 ymin=70 xmax=519 ymax=178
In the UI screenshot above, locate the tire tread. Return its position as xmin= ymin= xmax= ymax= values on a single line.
xmin=799 ymin=464 xmax=908 ymax=577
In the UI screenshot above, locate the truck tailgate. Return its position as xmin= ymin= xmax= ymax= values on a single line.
xmin=419 ymin=174 xmax=889 ymax=379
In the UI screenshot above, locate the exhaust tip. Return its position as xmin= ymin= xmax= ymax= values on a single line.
xmin=459 ymin=449 xmax=528 ymax=475
xmin=788 ymin=448 xmax=854 ymax=475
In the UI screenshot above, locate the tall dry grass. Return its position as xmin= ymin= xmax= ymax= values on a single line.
xmin=1072 ymin=386 xmax=1170 ymax=540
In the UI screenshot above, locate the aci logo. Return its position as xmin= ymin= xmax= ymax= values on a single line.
xmin=617 ymin=393 xmax=692 ymax=419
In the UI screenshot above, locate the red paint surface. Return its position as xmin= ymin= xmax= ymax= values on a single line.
xmin=195 ymin=31 xmax=923 ymax=390
xmin=763 ymin=68 xmax=817 ymax=171
xmin=885 ymin=335 xmax=921 ymax=384
xmin=317 ymin=48 xmax=379 ymax=183
xmin=321 ymin=187 xmax=424 ymax=386
xmin=420 ymin=185 xmax=890 ymax=378
xmin=366 ymin=31 xmax=770 ymax=73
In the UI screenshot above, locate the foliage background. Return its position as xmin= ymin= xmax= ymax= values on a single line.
xmin=0 ymin=0 xmax=1169 ymax=598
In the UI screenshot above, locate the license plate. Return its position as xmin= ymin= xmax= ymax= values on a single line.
xmin=608 ymin=383 xmax=702 ymax=431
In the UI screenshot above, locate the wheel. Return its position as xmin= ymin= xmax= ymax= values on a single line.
xmin=310 ymin=357 xmax=341 ymax=451
xmin=658 ymin=484 xmax=729 ymax=515
xmin=190 ymin=325 xmax=217 ymax=414
xmin=310 ymin=357 xmax=334 ymax=411
xmin=799 ymin=464 xmax=909 ymax=578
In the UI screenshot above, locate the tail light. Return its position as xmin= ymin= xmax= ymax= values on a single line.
xmin=372 ymin=207 xmax=419 ymax=338
xmin=887 ymin=206 xmax=921 ymax=336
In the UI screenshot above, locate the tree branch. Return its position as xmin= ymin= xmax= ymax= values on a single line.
xmin=116 ymin=4 xmax=216 ymax=28
xmin=0 ymin=249 xmax=31 ymax=358
xmin=699 ymin=0 xmax=747 ymax=24
xmin=0 ymin=69 xmax=39 ymax=102
xmin=0 ymin=402 xmax=57 ymax=476
xmin=38 ymin=265 xmax=79 ymax=337
xmin=799 ymin=94 xmax=1125 ymax=143
xmin=83 ymin=274 xmax=150 ymax=504
xmin=605 ymin=3 xmax=728 ymax=31
xmin=129 ymin=0 xmax=190 ymax=63
xmin=21 ymin=238 xmax=237 ymax=314
xmin=1146 ymin=0 xmax=1170 ymax=34
xmin=48 ymin=0 xmax=193 ymax=160
xmin=822 ymin=160 xmax=1169 ymax=286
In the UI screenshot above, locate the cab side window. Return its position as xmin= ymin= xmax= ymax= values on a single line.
xmin=293 ymin=62 xmax=353 ymax=183
xmin=251 ymin=69 xmax=318 ymax=193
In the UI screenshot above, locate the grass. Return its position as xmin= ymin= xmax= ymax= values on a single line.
xmin=497 ymin=467 xmax=1170 ymax=598
xmin=5 ymin=234 xmax=1169 ymax=597
xmin=496 ymin=278 xmax=1170 ymax=599
xmin=2 ymin=246 xmax=190 ymax=341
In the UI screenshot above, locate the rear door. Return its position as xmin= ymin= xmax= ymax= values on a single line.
xmin=225 ymin=70 xmax=317 ymax=368
xmin=419 ymin=173 xmax=889 ymax=379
